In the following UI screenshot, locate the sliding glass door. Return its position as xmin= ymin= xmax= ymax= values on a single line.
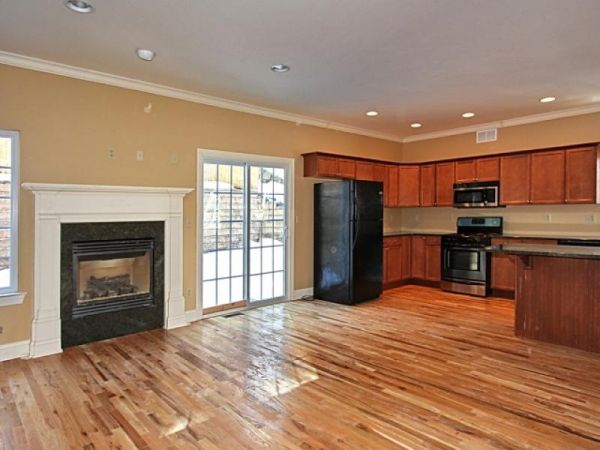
xmin=201 ymin=157 xmax=289 ymax=313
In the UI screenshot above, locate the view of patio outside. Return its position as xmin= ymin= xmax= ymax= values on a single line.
xmin=0 ymin=137 xmax=11 ymax=288
xmin=202 ymin=163 xmax=286 ymax=309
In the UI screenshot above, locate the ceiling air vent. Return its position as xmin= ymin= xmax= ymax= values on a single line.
xmin=476 ymin=128 xmax=497 ymax=144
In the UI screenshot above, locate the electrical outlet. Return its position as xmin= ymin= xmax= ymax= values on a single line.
xmin=186 ymin=288 xmax=192 ymax=298
xmin=584 ymin=214 xmax=595 ymax=224
xmin=544 ymin=214 xmax=552 ymax=223
xmin=136 ymin=150 xmax=144 ymax=161
xmin=107 ymin=148 xmax=116 ymax=159
xmin=170 ymin=153 xmax=179 ymax=164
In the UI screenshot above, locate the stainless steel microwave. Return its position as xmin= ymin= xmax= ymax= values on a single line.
xmin=453 ymin=181 xmax=499 ymax=208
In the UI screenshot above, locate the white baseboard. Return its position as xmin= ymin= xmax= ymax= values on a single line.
xmin=185 ymin=308 xmax=203 ymax=323
xmin=293 ymin=288 xmax=314 ymax=300
xmin=0 ymin=340 xmax=30 ymax=362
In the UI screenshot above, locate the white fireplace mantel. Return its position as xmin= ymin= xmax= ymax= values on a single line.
xmin=22 ymin=183 xmax=194 ymax=358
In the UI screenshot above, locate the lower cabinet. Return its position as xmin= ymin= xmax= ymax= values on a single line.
xmin=410 ymin=235 xmax=441 ymax=282
xmin=491 ymin=237 xmax=557 ymax=293
xmin=383 ymin=236 xmax=411 ymax=285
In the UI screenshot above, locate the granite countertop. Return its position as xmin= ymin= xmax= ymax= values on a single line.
xmin=485 ymin=243 xmax=600 ymax=260
xmin=384 ymin=231 xmax=600 ymax=240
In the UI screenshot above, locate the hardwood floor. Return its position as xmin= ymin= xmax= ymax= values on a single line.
xmin=1 ymin=286 xmax=600 ymax=449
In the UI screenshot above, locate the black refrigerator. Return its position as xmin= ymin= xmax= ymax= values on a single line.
xmin=314 ymin=180 xmax=383 ymax=304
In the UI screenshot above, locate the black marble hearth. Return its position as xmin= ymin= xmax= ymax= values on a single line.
xmin=61 ymin=221 xmax=164 ymax=348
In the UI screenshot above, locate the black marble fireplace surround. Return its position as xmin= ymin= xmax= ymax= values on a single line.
xmin=61 ymin=221 xmax=164 ymax=348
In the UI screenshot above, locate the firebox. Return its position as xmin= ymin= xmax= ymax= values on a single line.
xmin=61 ymin=221 xmax=164 ymax=348
xmin=72 ymin=239 xmax=155 ymax=318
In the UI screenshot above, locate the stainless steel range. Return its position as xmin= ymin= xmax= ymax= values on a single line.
xmin=441 ymin=217 xmax=503 ymax=297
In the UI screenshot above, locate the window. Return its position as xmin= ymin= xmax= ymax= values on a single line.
xmin=0 ymin=130 xmax=19 ymax=295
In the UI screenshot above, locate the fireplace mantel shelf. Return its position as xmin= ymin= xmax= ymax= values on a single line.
xmin=23 ymin=183 xmax=193 ymax=196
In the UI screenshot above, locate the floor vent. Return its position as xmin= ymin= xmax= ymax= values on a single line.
xmin=222 ymin=312 xmax=244 ymax=318
xmin=476 ymin=128 xmax=498 ymax=143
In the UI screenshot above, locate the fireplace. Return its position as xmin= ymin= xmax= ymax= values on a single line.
xmin=72 ymin=239 xmax=155 ymax=318
xmin=61 ymin=222 xmax=165 ymax=348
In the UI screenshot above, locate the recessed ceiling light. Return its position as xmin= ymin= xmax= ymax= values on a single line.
xmin=540 ymin=96 xmax=557 ymax=103
xmin=462 ymin=112 xmax=475 ymax=118
xmin=136 ymin=48 xmax=156 ymax=62
xmin=64 ymin=0 xmax=94 ymax=13
xmin=271 ymin=64 xmax=290 ymax=73
xmin=365 ymin=111 xmax=379 ymax=117
xmin=410 ymin=122 xmax=422 ymax=128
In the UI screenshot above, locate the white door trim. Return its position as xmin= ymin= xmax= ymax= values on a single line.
xmin=195 ymin=149 xmax=295 ymax=320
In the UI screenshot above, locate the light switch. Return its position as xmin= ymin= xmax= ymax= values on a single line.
xmin=136 ymin=150 xmax=144 ymax=161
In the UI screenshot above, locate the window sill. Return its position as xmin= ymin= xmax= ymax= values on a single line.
xmin=0 ymin=292 xmax=26 ymax=307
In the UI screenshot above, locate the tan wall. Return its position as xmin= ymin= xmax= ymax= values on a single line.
xmin=0 ymin=64 xmax=402 ymax=345
xmin=401 ymin=112 xmax=600 ymax=162
xmin=396 ymin=113 xmax=600 ymax=238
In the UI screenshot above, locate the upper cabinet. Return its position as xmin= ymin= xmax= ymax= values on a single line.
xmin=500 ymin=154 xmax=530 ymax=205
xmin=397 ymin=165 xmax=420 ymax=207
xmin=304 ymin=153 xmax=355 ymax=179
xmin=303 ymin=145 xmax=599 ymax=208
xmin=565 ymin=146 xmax=598 ymax=204
xmin=454 ymin=159 xmax=477 ymax=183
xmin=420 ymin=164 xmax=436 ymax=207
xmin=455 ymin=157 xmax=499 ymax=183
xmin=530 ymin=150 xmax=565 ymax=204
xmin=475 ymin=157 xmax=500 ymax=181
xmin=435 ymin=162 xmax=455 ymax=206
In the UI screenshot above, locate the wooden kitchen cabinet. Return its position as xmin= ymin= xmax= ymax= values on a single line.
xmin=565 ymin=146 xmax=598 ymax=204
xmin=455 ymin=159 xmax=477 ymax=183
xmin=385 ymin=166 xmax=399 ymax=207
xmin=303 ymin=153 xmax=355 ymax=179
xmin=476 ymin=157 xmax=500 ymax=181
xmin=411 ymin=235 xmax=441 ymax=281
xmin=372 ymin=164 xmax=387 ymax=182
xmin=383 ymin=236 xmax=411 ymax=285
xmin=397 ymin=165 xmax=421 ymax=207
xmin=435 ymin=162 xmax=455 ymax=206
xmin=491 ymin=237 xmax=557 ymax=293
xmin=424 ymin=236 xmax=441 ymax=282
xmin=420 ymin=164 xmax=436 ymax=207
xmin=530 ymin=150 xmax=565 ymax=204
xmin=500 ymin=154 xmax=530 ymax=205
xmin=410 ymin=236 xmax=426 ymax=279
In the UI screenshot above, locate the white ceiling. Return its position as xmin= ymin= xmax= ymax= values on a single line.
xmin=1 ymin=0 xmax=600 ymax=140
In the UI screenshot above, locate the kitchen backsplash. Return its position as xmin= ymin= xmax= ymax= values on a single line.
xmin=385 ymin=204 xmax=600 ymax=237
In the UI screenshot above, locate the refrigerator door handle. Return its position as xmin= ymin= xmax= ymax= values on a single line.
xmin=351 ymin=192 xmax=359 ymax=249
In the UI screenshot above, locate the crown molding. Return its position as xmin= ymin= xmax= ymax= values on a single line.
xmin=2 ymin=51 xmax=600 ymax=146
xmin=402 ymin=104 xmax=600 ymax=143
xmin=0 ymin=51 xmax=403 ymax=143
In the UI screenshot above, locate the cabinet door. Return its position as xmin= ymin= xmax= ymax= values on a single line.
xmin=373 ymin=164 xmax=387 ymax=182
xmin=384 ymin=245 xmax=404 ymax=284
xmin=424 ymin=237 xmax=441 ymax=282
xmin=491 ymin=253 xmax=516 ymax=291
xmin=565 ymin=146 xmax=598 ymax=204
xmin=530 ymin=150 xmax=565 ymax=204
xmin=337 ymin=159 xmax=356 ymax=179
xmin=401 ymin=236 xmax=412 ymax=280
xmin=397 ymin=165 xmax=421 ymax=207
xmin=420 ymin=164 xmax=436 ymax=207
xmin=435 ymin=162 xmax=455 ymax=206
xmin=355 ymin=162 xmax=374 ymax=180
xmin=316 ymin=156 xmax=338 ymax=177
xmin=410 ymin=236 xmax=426 ymax=279
xmin=385 ymin=166 xmax=399 ymax=207
xmin=455 ymin=159 xmax=477 ymax=183
xmin=500 ymin=154 xmax=530 ymax=205
xmin=476 ymin=157 xmax=500 ymax=181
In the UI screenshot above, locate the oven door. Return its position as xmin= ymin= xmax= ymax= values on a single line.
xmin=442 ymin=246 xmax=488 ymax=283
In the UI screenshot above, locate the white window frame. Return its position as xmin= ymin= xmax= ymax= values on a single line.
xmin=0 ymin=130 xmax=24 ymax=306
xmin=196 ymin=148 xmax=295 ymax=318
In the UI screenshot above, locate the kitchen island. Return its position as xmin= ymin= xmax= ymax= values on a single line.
xmin=487 ymin=243 xmax=600 ymax=353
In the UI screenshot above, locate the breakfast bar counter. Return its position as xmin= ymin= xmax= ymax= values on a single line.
xmin=487 ymin=243 xmax=600 ymax=353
